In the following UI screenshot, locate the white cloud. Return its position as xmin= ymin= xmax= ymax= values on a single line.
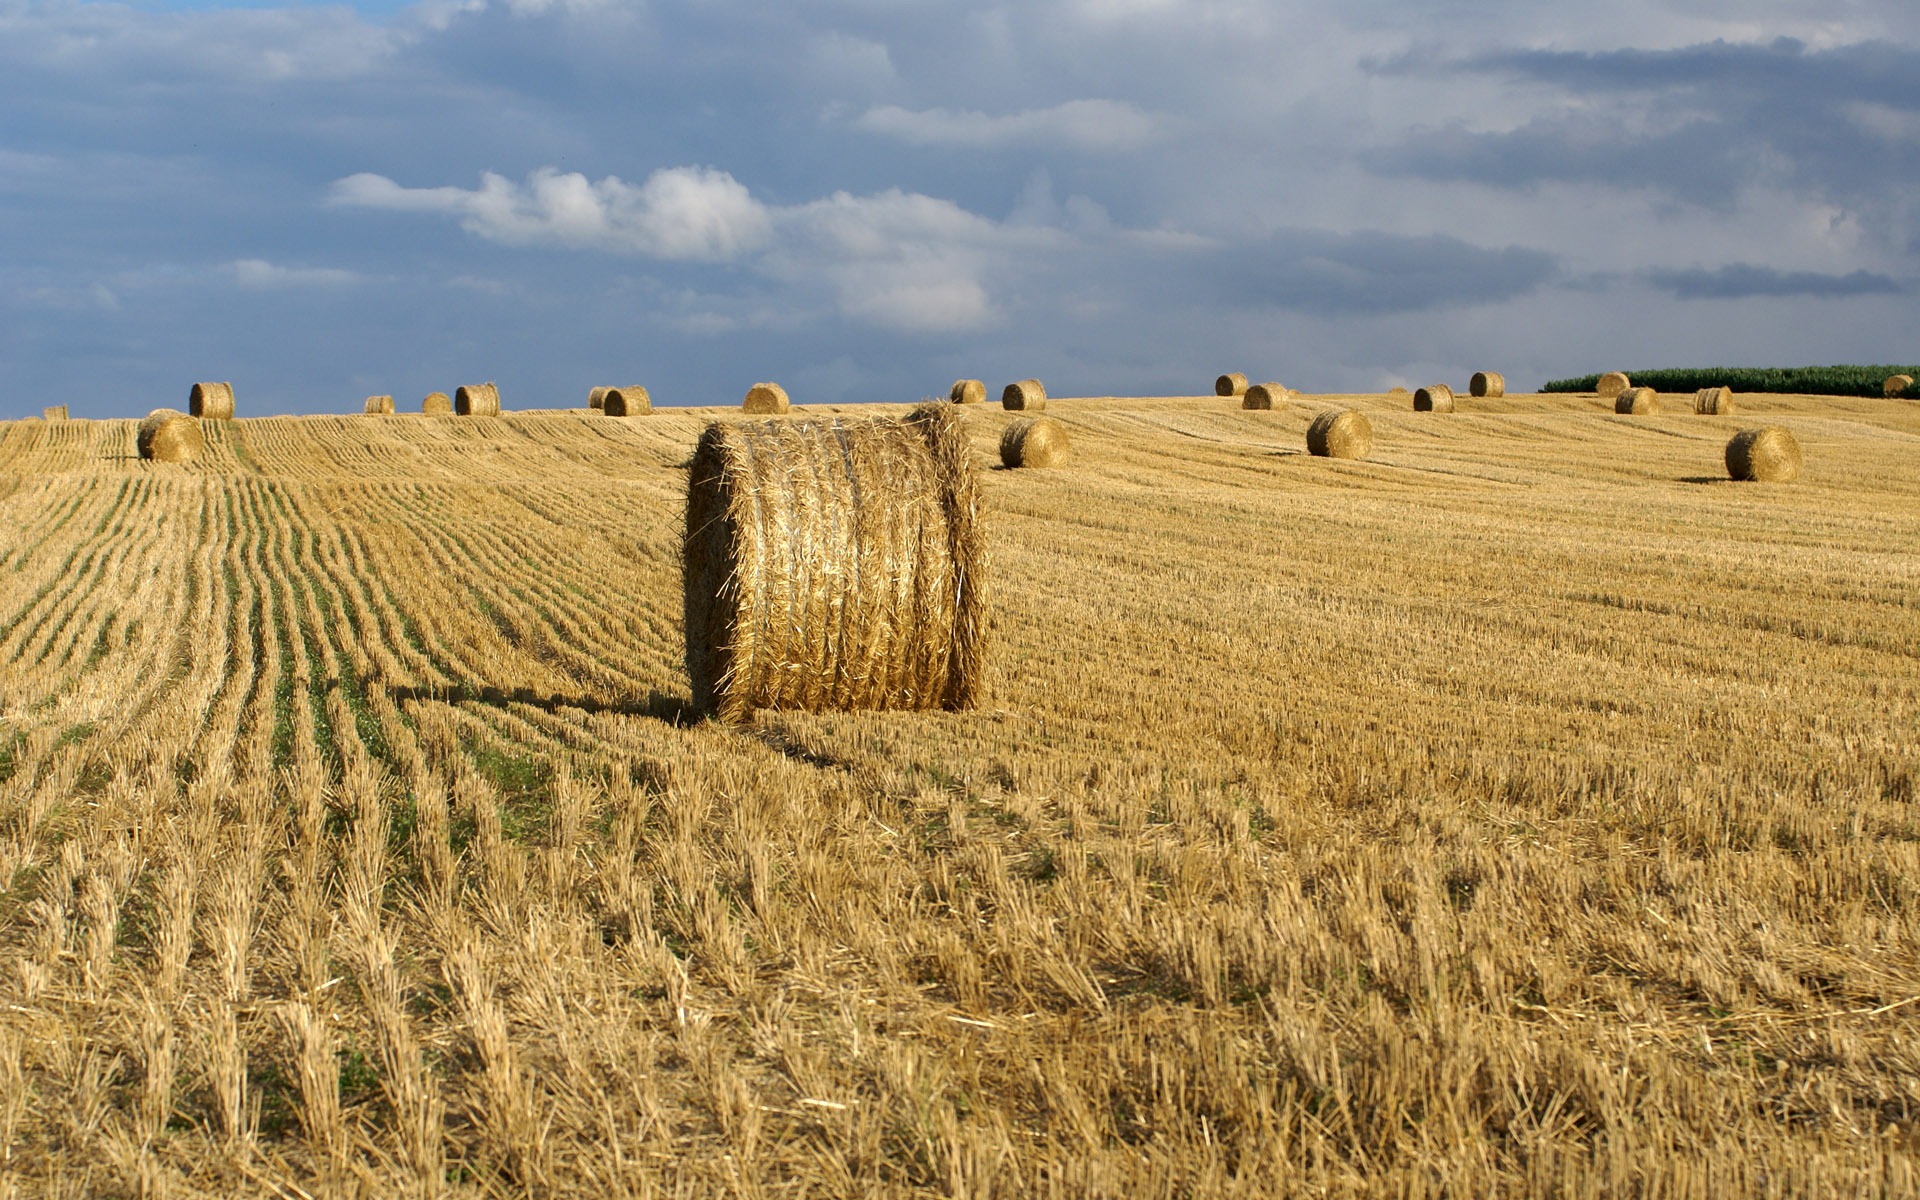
xmin=329 ymin=166 xmax=773 ymax=261
xmin=227 ymin=259 xmax=365 ymax=288
xmin=853 ymin=99 xmax=1173 ymax=151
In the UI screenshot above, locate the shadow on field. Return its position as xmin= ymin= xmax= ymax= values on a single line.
xmin=384 ymin=683 xmax=694 ymax=725
xmin=1677 ymin=476 xmax=1734 ymax=485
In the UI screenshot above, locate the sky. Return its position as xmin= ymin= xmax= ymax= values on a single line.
xmin=5 ymin=0 xmax=1920 ymax=418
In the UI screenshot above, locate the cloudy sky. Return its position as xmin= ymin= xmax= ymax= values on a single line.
xmin=5 ymin=0 xmax=1920 ymax=417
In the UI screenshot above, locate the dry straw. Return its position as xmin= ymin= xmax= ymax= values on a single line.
xmin=1885 ymin=374 xmax=1913 ymax=399
xmin=744 ymin=383 xmax=790 ymax=414
xmin=999 ymin=416 xmax=1070 ymax=468
xmin=682 ymin=402 xmax=987 ymax=722
xmin=363 ymin=395 xmax=395 ymax=415
xmin=42 ymin=406 xmax=68 ymax=421
xmin=1615 ymin=387 xmax=1660 ymax=415
xmin=455 ymin=383 xmax=500 ymax=416
xmin=1726 ymin=426 xmax=1801 ymax=482
xmin=1242 ymin=383 xmax=1288 ymax=410
xmin=1387 ymin=385 xmax=1410 ymax=398
xmin=189 ymin=382 xmax=235 ymax=420
xmin=1001 ymin=379 xmax=1046 ymax=410
xmin=1470 ymin=371 xmax=1506 ymax=398
xmin=1597 ymin=372 xmax=1631 ymax=399
xmin=137 ymin=409 xmax=204 ymax=463
xmin=950 ymin=379 xmax=986 ymax=405
xmin=1694 ymin=386 xmax=1735 ymax=415
xmin=1307 ymin=409 xmax=1372 ymax=459
xmin=604 ymin=386 xmax=652 ymax=416
xmin=422 ymin=392 xmax=452 ymax=416
xmin=588 ymin=387 xmax=611 ymax=411
xmin=1413 ymin=385 xmax=1455 ymax=412
xmin=1215 ymin=373 xmax=1249 ymax=397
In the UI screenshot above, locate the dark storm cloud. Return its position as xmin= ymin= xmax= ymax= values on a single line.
xmin=1642 ymin=264 xmax=1903 ymax=299
xmin=1235 ymin=231 xmax=1559 ymax=315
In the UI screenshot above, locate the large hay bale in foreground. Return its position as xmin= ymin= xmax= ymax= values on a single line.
xmin=1413 ymin=384 xmax=1455 ymax=412
xmin=743 ymin=383 xmax=790 ymax=414
xmin=1307 ymin=409 xmax=1372 ymax=459
xmin=1001 ymin=379 xmax=1046 ymax=410
xmin=950 ymin=379 xmax=986 ymax=405
xmin=604 ymin=385 xmax=651 ymax=416
xmin=1726 ymin=427 xmax=1801 ymax=482
xmin=1694 ymin=386 xmax=1735 ymax=415
xmin=42 ymin=405 xmax=68 ymax=421
xmin=683 ymin=403 xmax=987 ymax=722
xmin=588 ymin=387 xmax=611 ymax=411
xmin=137 ymin=409 xmax=204 ymax=463
xmin=422 ymin=392 xmax=452 ymax=415
xmin=1242 ymin=383 xmax=1288 ymax=410
xmin=1597 ymin=372 xmax=1630 ymax=399
xmin=1470 ymin=371 xmax=1506 ymax=398
xmin=1615 ymin=387 xmax=1660 ymax=415
xmin=1215 ymin=372 xmax=1249 ymax=397
xmin=364 ymin=395 xmax=394 ymax=415
xmin=1885 ymin=374 xmax=1913 ymax=399
xmin=1000 ymin=416 xmax=1070 ymax=468
xmin=455 ymin=383 xmax=500 ymax=416
xmin=189 ymin=382 xmax=234 ymax=419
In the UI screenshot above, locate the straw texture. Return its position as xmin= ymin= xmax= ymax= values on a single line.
xmin=1307 ymin=409 xmax=1372 ymax=459
xmin=744 ymin=383 xmax=790 ymax=414
xmin=1242 ymin=383 xmax=1289 ymax=410
xmin=1615 ymin=388 xmax=1660 ymax=415
xmin=1001 ymin=379 xmax=1046 ymax=411
xmin=1694 ymin=387 xmax=1735 ymax=415
xmin=189 ymin=382 xmax=234 ymax=420
xmin=455 ymin=383 xmax=500 ymax=416
xmin=950 ymin=379 xmax=986 ymax=405
xmin=1215 ymin=373 xmax=1249 ymax=398
xmin=1413 ymin=385 xmax=1455 ymax=413
xmin=363 ymin=395 xmax=395 ymax=415
xmin=1726 ymin=427 xmax=1801 ymax=482
xmin=604 ymin=386 xmax=652 ymax=416
xmin=1885 ymin=374 xmax=1912 ymax=399
xmin=999 ymin=417 xmax=1070 ymax=468
xmin=137 ymin=409 xmax=204 ymax=463
xmin=1597 ymin=372 xmax=1631 ymax=399
xmin=423 ymin=392 xmax=453 ymax=416
xmin=1470 ymin=372 xmax=1506 ymax=398
xmin=42 ymin=406 xmax=68 ymax=421
xmin=588 ymin=387 xmax=611 ymax=411
xmin=682 ymin=402 xmax=988 ymax=723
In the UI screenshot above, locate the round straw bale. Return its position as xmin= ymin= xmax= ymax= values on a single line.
xmin=1726 ymin=426 xmax=1801 ymax=482
xmin=683 ymin=402 xmax=987 ymax=722
xmin=189 ymin=382 xmax=234 ymax=419
xmin=1596 ymin=372 xmax=1630 ymax=399
xmin=1307 ymin=409 xmax=1372 ymax=459
xmin=1694 ymin=386 xmax=1735 ymax=415
xmin=1001 ymin=379 xmax=1046 ymax=411
xmin=137 ymin=409 xmax=204 ymax=463
xmin=999 ymin=416 xmax=1070 ymax=468
xmin=604 ymin=385 xmax=652 ymax=416
xmin=422 ymin=392 xmax=452 ymax=415
xmin=1215 ymin=372 xmax=1249 ymax=397
xmin=1413 ymin=384 xmax=1455 ymax=412
xmin=1386 ymin=385 xmax=1409 ymax=397
xmin=1884 ymin=374 xmax=1912 ymax=398
xmin=455 ymin=383 xmax=500 ymax=416
xmin=1614 ymin=387 xmax=1660 ymax=415
xmin=42 ymin=405 xmax=68 ymax=421
xmin=743 ymin=382 xmax=790 ymax=414
xmin=950 ymin=379 xmax=986 ymax=405
xmin=1241 ymin=382 xmax=1288 ymax=410
xmin=1470 ymin=371 xmax=1505 ymax=398
xmin=363 ymin=395 xmax=394 ymax=415
xmin=588 ymin=386 xmax=610 ymax=410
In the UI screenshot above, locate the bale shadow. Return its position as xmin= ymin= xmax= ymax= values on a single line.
xmin=1677 ymin=475 xmax=1733 ymax=485
xmin=383 ymin=683 xmax=694 ymax=725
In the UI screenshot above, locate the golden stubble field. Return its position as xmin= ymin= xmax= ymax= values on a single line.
xmin=0 ymin=391 xmax=1915 ymax=1198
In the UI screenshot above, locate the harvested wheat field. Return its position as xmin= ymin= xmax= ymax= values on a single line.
xmin=0 ymin=391 xmax=1916 ymax=1198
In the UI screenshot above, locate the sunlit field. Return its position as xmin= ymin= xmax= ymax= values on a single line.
xmin=0 ymin=391 xmax=1915 ymax=1198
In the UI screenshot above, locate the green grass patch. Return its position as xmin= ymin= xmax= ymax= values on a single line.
xmin=464 ymin=735 xmax=556 ymax=842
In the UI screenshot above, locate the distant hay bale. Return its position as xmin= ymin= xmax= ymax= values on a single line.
xmin=455 ymin=383 xmax=500 ymax=416
xmin=683 ymin=402 xmax=987 ymax=722
xmin=1726 ymin=426 xmax=1801 ymax=482
xmin=1386 ymin=385 xmax=1409 ymax=398
xmin=189 ymin=382 xmax=234 ymax=420
xmin=603 ymin=385 xmax=652 ymax=416
xmin=1215 ymin=372 xmax=1249 ymax=397
xmin=1413 ymin=384 xmax=1455 ymax=412
xmin=1597 ymin=372 xmax=1631 ymax=399
xmin=1614 ymin=387 xmax=1660 ymax=415
xmin=1001 ymin=379 xmax=1046 ymax=411
xmin=1242 ymin=382 xmax=1288 ymax=410
xmin=137 ymin=409 xmax=204 ymax=464
xmin=743 ymin=382 xmax=790 ymax=414
xmin=1307 ymin=409 xmax=1372 ymax=459
xmin=363 ymin=395 xmax=394 ymax=415
xmin=1470 ymin=371 xmax=1506 ymax=398
xmin=1884 ymin=374 xmax=1913 ymax=398
xmin=422 ymin=392 xmax=452 ymax=415
xmin=588 ymin=387 xmax=611 ymax=411
xmin=1694 ymin=386 xmax=1735 ymax=415
xmin=950 ymin=379 xmax=986 ymax=405
xmin=999 ymin=416 xmax=1070 ymax=468
xmin=42 ymin=405 xmax=68 ymax=421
